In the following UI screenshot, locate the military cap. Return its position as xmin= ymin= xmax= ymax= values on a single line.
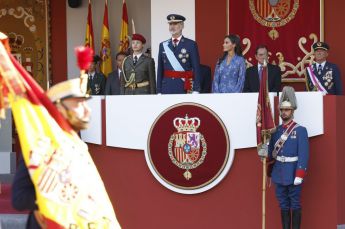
xmin=312 ymin=42 xmax=330 ymax=51
xmin=132 ymin=33 xmax=146 ymax=44
xmin=167 ymin=14 xmax=186 ymax=23
xmin=46 ymin=77 xmax=90 ymax=103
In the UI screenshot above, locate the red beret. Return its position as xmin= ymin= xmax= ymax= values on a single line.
xmin=132 ymin=33 xmax=146 ymax=44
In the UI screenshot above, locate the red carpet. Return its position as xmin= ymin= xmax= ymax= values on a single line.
xmin=0 ymin=184 xmax=24 ymax=214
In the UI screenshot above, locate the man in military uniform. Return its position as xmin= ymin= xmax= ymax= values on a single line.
xmin=12 ymin=77 xmax=92 ymax=229
xmin=87 ymin=55 xmax=106 ymax=95
xmin=120 ymin=33 xmax=156 ymax=94
xmin=268 ymin=86 xmax=309 ymax=229
xmin=157 ymin=14 xmax=201 ymax=94
xmin=306 ymin=41 xmax=343 ymax=95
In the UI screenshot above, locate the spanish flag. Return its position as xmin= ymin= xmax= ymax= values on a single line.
xmin=118 ymin=0 xmax=129 ymax=52
xmin=84 ymin=0 xmax=95 ymax=51
xmin=100 ymin=0 xmax=112 ymax=76
xmin=0 ymin=33 xmax=121 ymax=228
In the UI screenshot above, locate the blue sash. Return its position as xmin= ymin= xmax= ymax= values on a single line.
xmin=163 ymin=41 xmax=185 ymax=71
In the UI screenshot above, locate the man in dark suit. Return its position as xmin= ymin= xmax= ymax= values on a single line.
xmin=156 ymin=14 xmax=201 ymax=94
xmin=243 ymin=45 xmax=281 ymax=92
xmin=120 ymin=33 xmax=156 ymax=95
xmin=12 ymin=78 xmax=92 ymax=229
xmin=87 ymin=55 xmax=106 ymax=95
xmin=305 ymin=41 xmax=343 ymax=95
xmin=105 ymin=52 xmax=127 ymax=95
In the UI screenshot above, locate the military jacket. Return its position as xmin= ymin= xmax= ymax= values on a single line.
xmin=157 ymin=36 xmax=201 ymax=94
xmin=306 ymin=62 xmax=343 ymax=95
xmin=268 ymin=122 xmax=309 ymax=185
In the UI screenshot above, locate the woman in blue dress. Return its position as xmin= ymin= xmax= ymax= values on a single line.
xmin=212 ymin=34 xmax=246 ymax=93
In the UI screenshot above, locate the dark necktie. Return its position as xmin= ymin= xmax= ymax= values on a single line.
xmin=317 ymin=64 xmax=322 ymax=75
xmin=173 ymin=38 xmax=178 ymax=47
xmin=259 ymin=65 xmax=263 ymax=81
xmin=133 ymin=56 xmax=138 ymax=65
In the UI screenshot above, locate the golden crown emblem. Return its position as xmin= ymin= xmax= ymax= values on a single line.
xmin=173 ymin=115 xmax=200 ymax=132
xmin=8 ymin=32 xmax=24 ymax=52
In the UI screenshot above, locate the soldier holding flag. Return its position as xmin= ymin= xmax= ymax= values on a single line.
xmin=268 ymin=86 xmax=309 ymax=229
xmin=0 ymin=34 xmax=121 ymax=228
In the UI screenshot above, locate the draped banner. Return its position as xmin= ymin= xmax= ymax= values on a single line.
xmin=0 ymin=0 xmax=50 ymax=89
xmin=229 ymin=0 xmax=323 ymax=82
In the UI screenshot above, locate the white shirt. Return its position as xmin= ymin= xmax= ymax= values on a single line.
xmin=117 ymin=68 xmax=121 ymax=79
xmin=88 ymin=71 xmax=95 ymax=80
xmin=133 ymin=53 xmax=143 ymax=61
xmin=257 ymin=64 xmax=264 ymax=73
xmin=171 ymin=35 xmax=182 ymax=46
xmin=316 ymin=61 xmax=326 ymax=70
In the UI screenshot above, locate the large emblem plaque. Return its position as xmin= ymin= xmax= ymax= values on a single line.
xmin=146 ymin=103 xmax=232 ymax=194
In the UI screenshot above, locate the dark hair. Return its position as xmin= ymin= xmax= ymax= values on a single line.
xmin=255 ymin=44 xmax=268 ymax=55
xmin=115 ymin=51 xmax=128 ymax=59
xmin=217 ymin=34 xmax=243 ymax=65
xmin=93 ymin=55 xmax=101 ymax=64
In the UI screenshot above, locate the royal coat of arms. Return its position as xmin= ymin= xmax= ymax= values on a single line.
xmin=249 ymin=0 xmax=299 ymax=40
xmin=168 ymin=115 xmax=207 ymax=180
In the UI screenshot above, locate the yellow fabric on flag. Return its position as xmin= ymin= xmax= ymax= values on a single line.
xmin=100 ymin=0 xmax=112 ymax=77
xmin=0 ymin=37 xmax=121 ymax=228
xmin=119 ymin=0 xmax=129 ymax=52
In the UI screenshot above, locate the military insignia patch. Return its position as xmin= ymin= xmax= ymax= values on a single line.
xmin=146 ymin=103 xmax=232 ymax=194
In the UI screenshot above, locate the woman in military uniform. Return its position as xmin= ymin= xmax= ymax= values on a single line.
xmin=120 ymin=33 xmax=156 ymax=95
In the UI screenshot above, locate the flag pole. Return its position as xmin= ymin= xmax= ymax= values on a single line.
xmin=262 ymin=133 xmax=267 ymax=229
xmin=261 ymin=59 xmax=268 ymax=229
xmin=132 ymin=19 xmax=136 ymax=34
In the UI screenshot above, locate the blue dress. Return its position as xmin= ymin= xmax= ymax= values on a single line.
xmin=212 ymin=55 xmax=246 ymax=93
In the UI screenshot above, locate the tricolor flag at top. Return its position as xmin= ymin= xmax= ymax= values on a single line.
xmin=119 ymin=0 xmax=129 ymax=52
xmin=256 ymin=60 xmax=275 ymax=147
xmin=84 ymin=0 xmax=95 ymax=51
xmin=100 ymin=0 xmax=112 ymax=76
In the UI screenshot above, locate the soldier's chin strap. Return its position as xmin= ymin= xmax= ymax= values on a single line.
xmin=57 ymin=99 xmax=89 ymax=128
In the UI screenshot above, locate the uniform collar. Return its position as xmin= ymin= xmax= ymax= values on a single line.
xmin=315 ymin=61 xmax=326 ymax=69
xmin=171 ymin=35 xmax=182 ymax=45
xmin=282 ymin=120 xmax=294 ymax=129
xmin=133 ymin=53 xmax=143 ymax=60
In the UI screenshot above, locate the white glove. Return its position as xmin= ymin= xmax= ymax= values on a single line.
xmin=294 ymin=177 xmax=303 ymax=185
xmin=192 ymin=91 xmax=199 ymax=94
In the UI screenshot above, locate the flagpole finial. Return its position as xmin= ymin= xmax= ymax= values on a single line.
xmin=132 ymin=19 xmax=136 ymax=34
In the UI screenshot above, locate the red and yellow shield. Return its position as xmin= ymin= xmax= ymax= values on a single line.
xmin=147 ymin=103 xmax=231 ymax=194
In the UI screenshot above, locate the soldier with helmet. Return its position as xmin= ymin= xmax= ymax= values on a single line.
xmin=12 ymin=76 xmax=93 ymax=229
xmin=268 ymin=86 xmax=309 ymax=229
xmin=306 ymin=41 xmax=343 ymax=95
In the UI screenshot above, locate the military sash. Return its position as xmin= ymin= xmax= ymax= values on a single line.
xmin=163 ymin=41 xmax=194 ymax=92
xmin=272 ymin=122 xmax=299 ymax=158
xmin=163 ymin=41 xmax=185 ymax=71
xmin=306 ymin=66 xmax=328 ymax=95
